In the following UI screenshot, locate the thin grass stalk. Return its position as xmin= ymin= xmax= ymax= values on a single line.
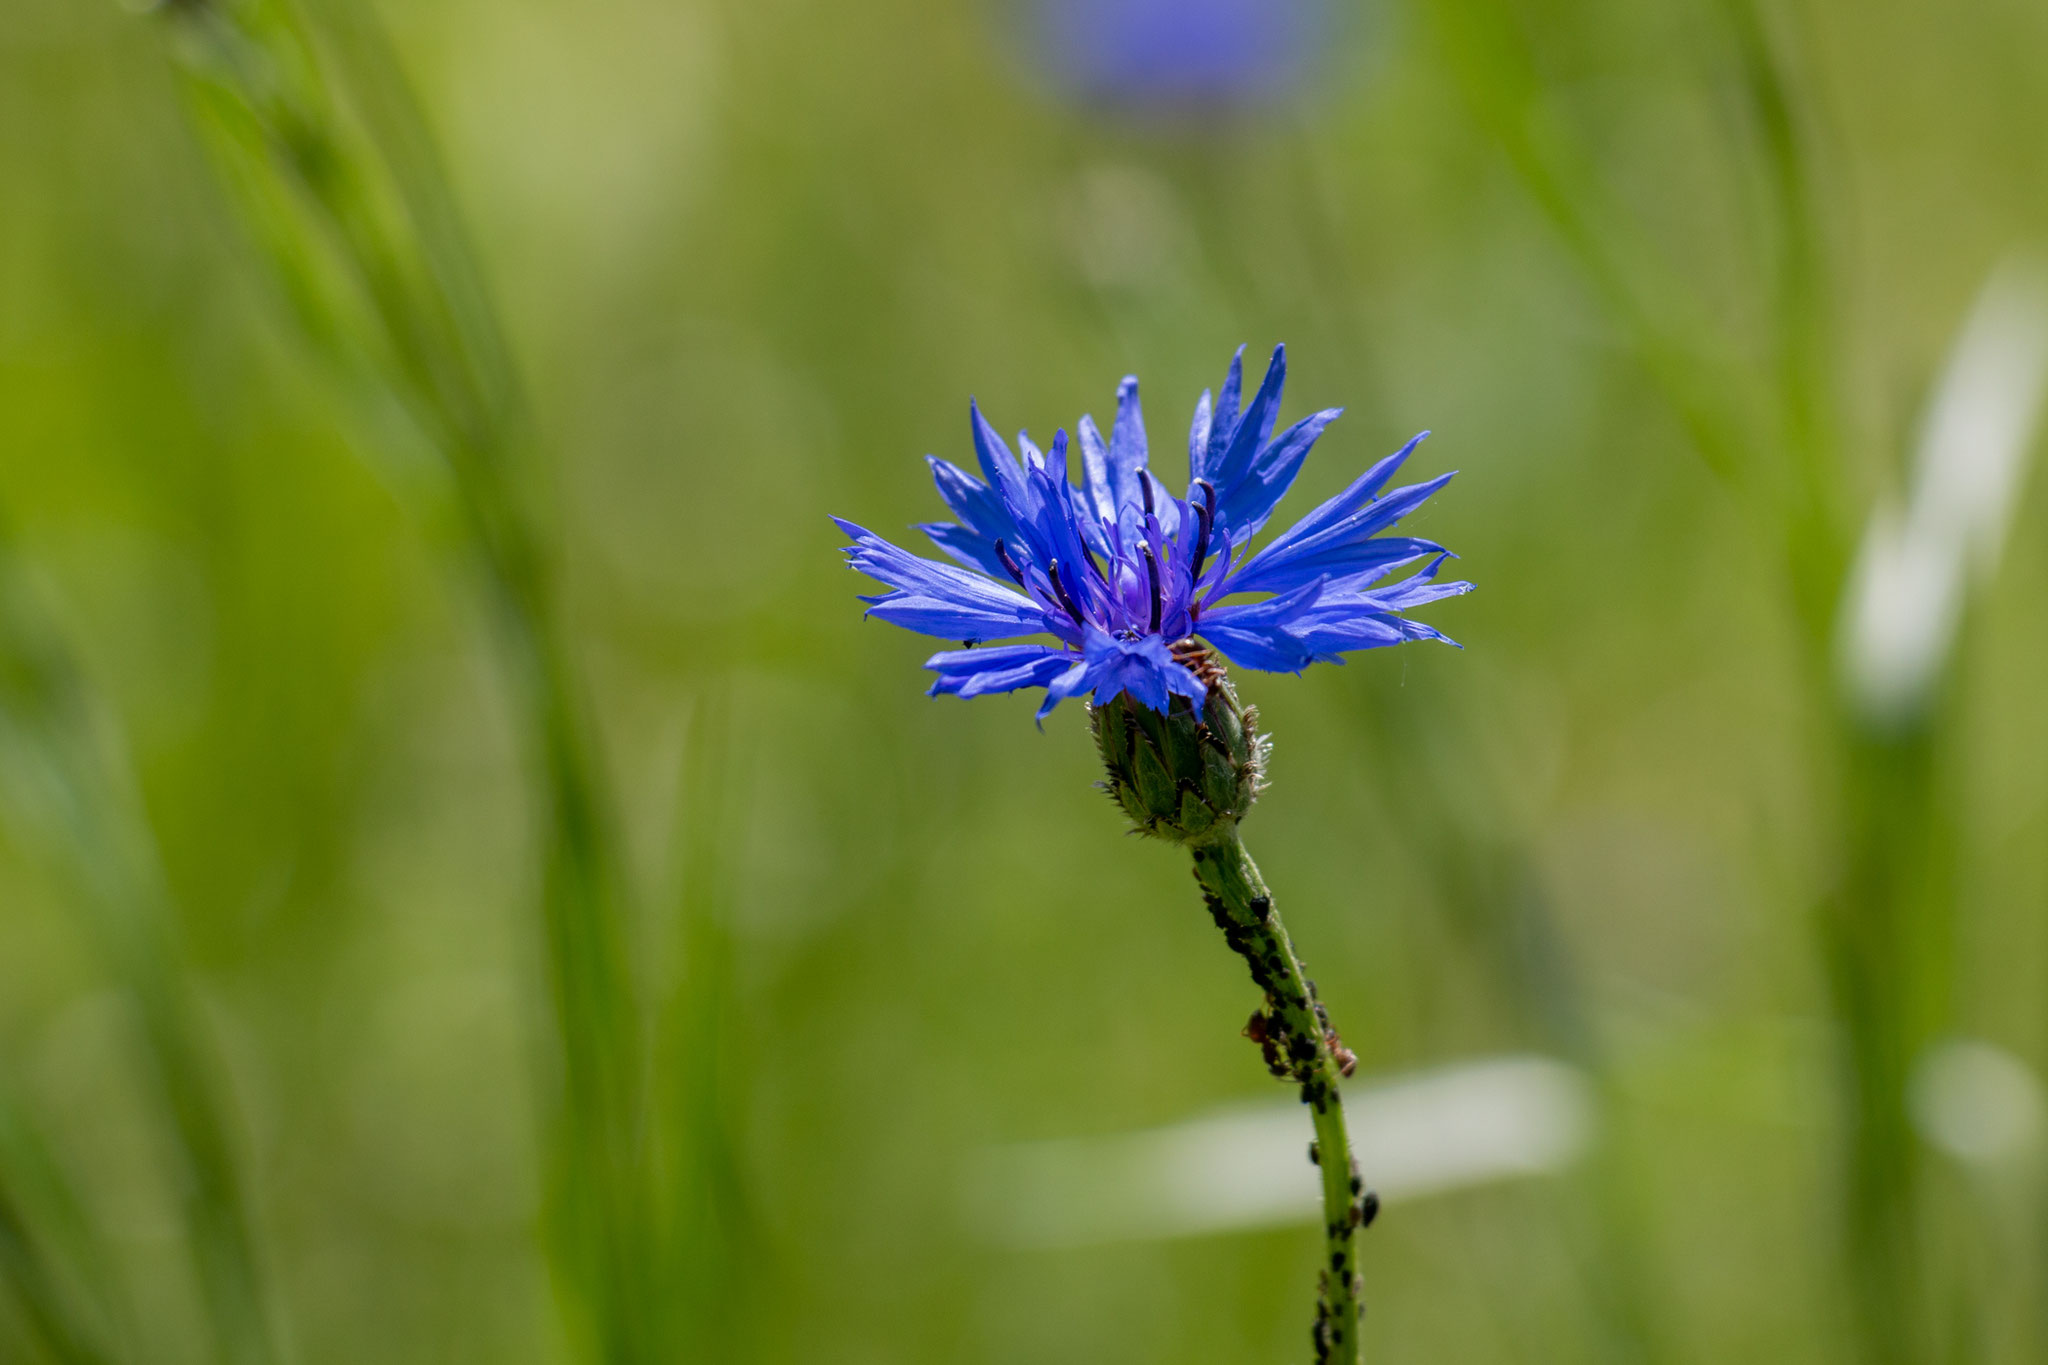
xmin=1426 ymin=2 xmax=1969 ymax=1358
xmin=0 ymin=1178 xmax=110 ymax=1365
xmin=1715 ymin=0 xmax=1847 ymax=629
xmin=0 ymin=543 xmax=280 ymax=1365
xmin=1422 ymin=0 xmax=1765 ymax=489
xmin=1716 ymin=11 xmax=1952 ymax=1355
xmin=154 ymin=2 xmax=660 ymax=1357
xmin=1344 ymin=677 xmax=1675 ymax=1365
xmin=656 ymin=680 xmax=760 ymax=1362
xmin=1656 ymin=12 xmax=1956 ymax=1359
xmin=1823 ymin=723 xmax=1949 ymax=1365
xmin=0 ymin=1070 xmax=125 ymax=1365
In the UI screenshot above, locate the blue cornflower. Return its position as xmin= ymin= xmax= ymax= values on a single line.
xmin=836 ymin=345 xmax=1471 ymax=721
xmin=1025 ymin=0 xmax=1332 ymax=113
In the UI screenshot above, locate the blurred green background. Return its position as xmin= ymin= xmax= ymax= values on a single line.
xmin=5 ymin=0 xmax=2048 ymax=1362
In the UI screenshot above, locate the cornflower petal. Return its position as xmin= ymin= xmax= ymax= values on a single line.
xmin=925 ymin=455 xmax=1013 ymax=540
xmin=1108 ymin=376 xmax=1149 ymax=493
xmin=1206 ymin=343 xmax=1288 ymax=499
xmin=970 ymin=400 xmax=1032 ymax=515
xmin=837 ymin=517 xmax=1048 ymax=642
xmin=1226 ymin=470 xmax=1456 ymax=596
xmin=1198 ymin=621 xmax=1318 ymax=673
xmin=1203 ymin=345 xmax=1246 ymax=477
xmin=1357 ymin=553 xmax=1474 ymax=612
xmin=1077 ymin=415 xmax=1118 ymax=524
xmin=1253 ymin=431 xmax=1430 ymax=562
xmin=918 ymin=520 xmax=1009 ymax=578
xmin=1035 ymin=660 xmax=1093 ymax=723
xmin=1213 ymin=406 xmax=1344 ymax=543
xmin=1080 ymin=625 xmax=1206 ymax=713
xmin=925 ymin=644 xmax=1078 ymax=698
xmin=1245 ymin=435 xmax=1425 ymax=568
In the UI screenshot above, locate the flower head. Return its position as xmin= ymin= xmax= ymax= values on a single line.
xmin=836 ymin=344 xmax=1471 ymax=721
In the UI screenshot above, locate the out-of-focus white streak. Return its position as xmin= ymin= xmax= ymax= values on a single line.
xmin=1840 ymin=256 xmax=2048 ymax=724
xmin=967 ymin=1055 xmax=1592 ymax=1249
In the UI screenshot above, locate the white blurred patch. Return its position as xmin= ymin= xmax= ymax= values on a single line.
xmin=1910 ymin=1039 xmax=2046 ymax=1166
xmin=968 ymin=1055 xmax=1592 ymax=1248
xmin=1840 ymin=256 xmax=2048 ymax=724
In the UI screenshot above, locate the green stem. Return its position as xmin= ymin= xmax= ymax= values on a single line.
xmin=1821 ymin=718 xmax=1949 ymax=1365
xmin=1191 ymin=828 xmax=1367 ymax=1365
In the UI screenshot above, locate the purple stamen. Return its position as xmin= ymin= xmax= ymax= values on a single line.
xmin=1140 ymin=470 xmax=1155 ymax=516
xmin=995 ymin=538 xmax=1027 ymax=587
xmin=1143 ymin=546 xmax=1163 ymax=634
xmin=1191 ymin=479 xmax=1217 ymax=580
xmin=1047 ymin=559 xmax=1087 ymax=624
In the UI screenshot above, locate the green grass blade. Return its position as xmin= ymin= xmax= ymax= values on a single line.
xmin=151 ymin=3 xmax=663 ymax=1357
xmin=654 ymin=680 xmax=764 ymax=1361
xmin=0 ymin=545 xmax=281 ymax=1365
xmin=0 ymin=1088 xmax=114 ymax=1365
xmin=1422 ymin=0 xmax=1768 ymax=489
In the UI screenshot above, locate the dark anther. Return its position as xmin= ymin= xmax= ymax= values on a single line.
xmin=994 ymin=539 xmax=1026 ymax=587
xmin=1142 ymin=546 xmax=1163 ymax=633
xmin=1191 ymin=478 xmax=1217 ymax=579
xmin=1140 ymin=470 xmax=1156 ymax=516
xmin=1047 ymin=559 xmax=1086 ymax=623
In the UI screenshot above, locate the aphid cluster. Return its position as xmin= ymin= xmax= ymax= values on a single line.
xmin=1312 ymin=1263 xmax=1365 ymax=1365
xmin=1242 ymin=984 xmax=1355 ymax=1085
xmin=1197 ymin=880 xmax=1350 ymax=1116
xmin=1195 ymin=845 xmax=1378 ymax=1364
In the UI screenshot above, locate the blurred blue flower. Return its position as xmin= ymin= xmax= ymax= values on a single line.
xmin=837 ymin=346 xmax=1470 ymax=720
xmin=1024 ymin=0 xmax=1333 ymax=111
